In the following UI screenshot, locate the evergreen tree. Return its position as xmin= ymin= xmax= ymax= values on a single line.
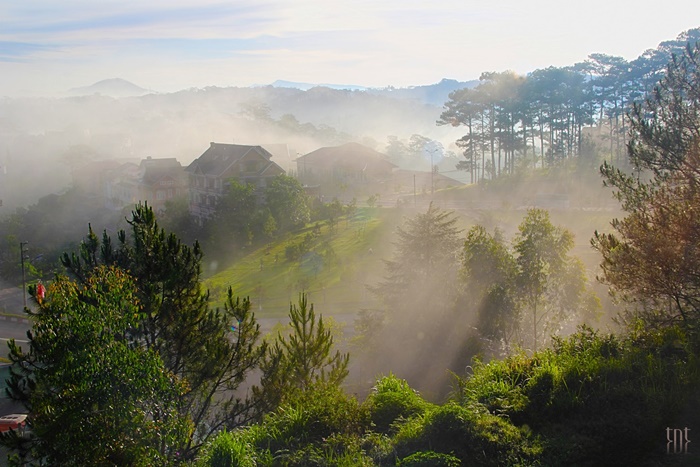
xmin=1 ymin=267 xmax=188 ymax=465
xmin=59 ymin=203 xmax=265 ymax=459
xmin=374 ymin=203 xmax=462 ymax=318
xmin=594 ymin=42 xmax=700 ymax=329
xmin=254 ymin=294 xmax=349 ymax=412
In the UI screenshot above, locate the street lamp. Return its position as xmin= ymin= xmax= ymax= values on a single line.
xmin=19 ymin=241 xmax=29 ymax=308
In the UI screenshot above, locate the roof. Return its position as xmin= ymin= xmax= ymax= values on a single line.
xmin=393 ymin=169 xmax=465 ymax=185
xmin=298 ymin=142 xmax=397 ymax=168
xmin=186 ymin=142 xmax=277 ymax=177
xmin=139 ymin=157 xmax=184 ymax=184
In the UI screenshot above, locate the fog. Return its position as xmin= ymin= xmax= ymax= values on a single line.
xmin=0 ymin=78 xmax=626 ymax=400
xmin=0 ymin=82 xmax=471 ymax=212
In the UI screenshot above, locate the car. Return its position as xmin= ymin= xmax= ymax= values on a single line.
xmin=0 ymin=414 xmax=27 ymax=434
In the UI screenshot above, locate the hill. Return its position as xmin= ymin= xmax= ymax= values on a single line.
xmin=204 ymin=207 xmax=399 ymax=319
xmin=67 ymin=78 xmax=153 ymax=97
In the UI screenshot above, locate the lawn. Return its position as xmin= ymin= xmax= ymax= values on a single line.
xmin=205 ymin=207 xmax=396 ymax=318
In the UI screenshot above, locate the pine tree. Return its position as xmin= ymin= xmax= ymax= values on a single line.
xmin=594 ymin=43 xmax=700 ymax=329
xmin=1 ymin=267 xmax=189 ymax=465
xmin=254 ymin=294 xmax=349 ymax=412
xmin=58 ymin=203 xmax=265 ymax=459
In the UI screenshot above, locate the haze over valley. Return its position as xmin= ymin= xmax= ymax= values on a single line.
xmin=1 ymin=4 xmax=700 ymax=464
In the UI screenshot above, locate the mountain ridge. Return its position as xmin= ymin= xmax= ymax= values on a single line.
xmin=67 ymin=77 xmax=479 ymax=105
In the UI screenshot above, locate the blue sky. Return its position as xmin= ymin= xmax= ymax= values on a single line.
xmin=1 ymin=0 xmax=698 ymax=96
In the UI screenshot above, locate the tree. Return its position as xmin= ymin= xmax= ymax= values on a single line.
xmin=59 ymin=203 xmax=265 ymax=459
xmin=264 ymin=175 xmax=311 ymax=233
xmin=1 ymin=267 xmax=188 ymax=465
xmin=254 ymin=294 xmax=349 ymax=412
xmin=461 ymin=226 xmax=519 ymax=346
xmin=594 ymin=42 xmax=700 ymax=329
xmin=514 ymin=209 xmax=575 ymax=351
xmin=205 ymin=180 xmax=261 ymax=256
xmin=373 ymin=203 xmax=462 ymax=319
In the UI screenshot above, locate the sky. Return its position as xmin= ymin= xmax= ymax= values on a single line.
xmin=1 ymin=1 xmax=698 ymax=97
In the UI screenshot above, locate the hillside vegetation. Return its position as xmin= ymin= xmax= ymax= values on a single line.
xmin=205 ymin=207 xmax=396 ymax=317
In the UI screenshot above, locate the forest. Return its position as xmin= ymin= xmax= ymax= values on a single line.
xmin=1 ymin=29 xmax=700 ymax=466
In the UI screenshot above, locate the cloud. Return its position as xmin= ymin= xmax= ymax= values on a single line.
xmin=0 ymin=41 xmax=58 ymax=62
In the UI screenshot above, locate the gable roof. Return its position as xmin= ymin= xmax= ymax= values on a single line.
xmin=186 ymin=142 xmax=276 ymax=177
xmin=298 ymin=142 xmax=397 ymax=168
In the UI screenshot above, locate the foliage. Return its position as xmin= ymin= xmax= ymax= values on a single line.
xmin=373 ymin=202 xmax=461 ymax=318
xmin=195 ymin=430 xmax=256 ymax=467
xmin=362 ymin=374 xmax=430 ymax=435
xmin=58 ymin=203 xmax=265 ymax=459
xmin=461 ymin=225 xmax=520 ymax=345
xmin=456 ymin=325 xmax=700 ymax=465
xmin=206 ymin=180 xmax=261 ymax=251
xmin=265 ymin=175 xmax=311 ymax=233
xmin=244 ymin=385 xmax=369 ymax=463
xmin=397 ymin=451 xmax=461 ymax=467
xmin=594 ymin=42 xmax=700 ymax=331
xmin=254 ymin=294 xmax=349 ymax=412
xmin=460 ymin=211 xmax=598 ymax=352
xmin=1 ymin=267 xmax=188 ymax=465
xmin=392 ymin=402 xmax=538 ymax=466
xmin=514 ymin=208 xmax=576 ymax=351
xmin=439 ymin=29 xmax=700 ymax=182
xmin=0 ymin=188 xmax=128 ymax=284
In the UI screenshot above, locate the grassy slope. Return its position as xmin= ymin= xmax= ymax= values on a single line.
xmin=205 ymin=207 xmax=397 ymax=318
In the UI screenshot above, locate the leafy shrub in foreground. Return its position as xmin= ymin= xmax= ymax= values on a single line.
xmin=457 ymin=326 xmax=700 ymax=465
xmin=393 ymin=403 xmax=539 ymax=466
xmin=247 ymin=385 xmax=369 ymax=459
xmin=363 ymin=374 xmax=430 ymax=434
xmin=195 ymin=430 xmax=256 ymax=467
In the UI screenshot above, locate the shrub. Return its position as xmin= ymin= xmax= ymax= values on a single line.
xmin=397 ymin=451 xmax=461 ymax=467
xmin=196 ymin=430 xmax=256 ymax=467
xmin=249 ymin=385 xmax=369 ymax=458
xmin=363 ymin=374 xmax=429 ymax=434
xmin=393 ymin=403 xmax=538 ymax=466
xmin=457 ymin=326 xmax=700 ymax=465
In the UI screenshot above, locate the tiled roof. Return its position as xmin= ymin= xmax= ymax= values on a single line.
xmin=186 ymin=143 xmax=274 ymax=176
xmin=297 ymin=142 xmax=397 ymax=168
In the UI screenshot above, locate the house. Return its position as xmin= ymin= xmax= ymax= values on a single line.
xmin=295 ymin=142 xmax=397 ymax=198
xmin=71 ymin=159 xmax=124 ymax=199
xmin=104 ymin=157 xmax=188 ymax=212
xmin=185 ymin=142 xmax=285 ymax=222
xmin=392 ymin=169 xmax=464 ymax=196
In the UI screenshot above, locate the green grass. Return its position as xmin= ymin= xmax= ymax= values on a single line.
xmin=205 ymin=207 xmax=395 ymax=318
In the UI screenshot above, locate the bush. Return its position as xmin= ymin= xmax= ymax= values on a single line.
xmin=457 ymin=326 xmax=700 ymax=465
xmin=196 ymin=430 xmax=256 ymax=467
xmin=249 ymin=385 xmax=369 ymax=458
xmin=393 ymin=403 xmax=538 ymax=466
xmin=363 ymin=374 xmax=430 ymax=434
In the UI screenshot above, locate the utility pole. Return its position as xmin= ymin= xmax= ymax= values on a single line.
xmin=413 ymin=174 xmax=416 ymax=206
xmin=425 ymin=144 xmax=441 ymax=197
xmin=20 ymin=241 xmax=29 ymax=308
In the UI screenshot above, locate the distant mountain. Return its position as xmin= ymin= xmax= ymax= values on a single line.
xmin=370 ymin=79 xmax=480 ymax=106
xmin=268 ymin=78 xmax=478 ymax=106
xmin=269 ymin=80 xmax=369 ymax=92
xmin=68 ymin=78 xmax=153 ymax=98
